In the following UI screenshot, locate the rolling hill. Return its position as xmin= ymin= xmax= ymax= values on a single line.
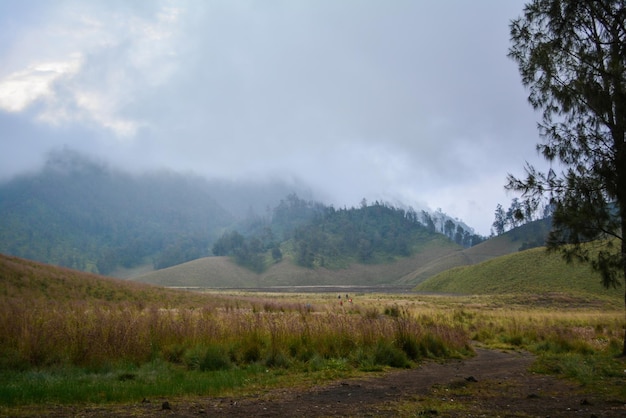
xmin=143 ymin=214 xmax=526 ymax=288
xmin=134 ymin=219 xmax=554 ymax=288
xmin=3 ymin=235 xmax=621 ymax=307
xmin=2 ymin=149 xmax=485 ymax=278
xmin=414 ymin=245 xmax=623 ymax=303
xmin=0 ymin=253 xmax=220 ymax=306
xmin=397 ymin=219 xmax=552 ymax=285
xmin=133 ymin=235 xmax=460 ymax=288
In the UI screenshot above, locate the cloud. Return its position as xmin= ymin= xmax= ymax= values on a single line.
xmin=0 ymin=0 xmax=544 ymax=235
xmin=0 ymin=57 xmax=81 ymax=112
xmin=0 ymin=0 xmax=183 ymax=138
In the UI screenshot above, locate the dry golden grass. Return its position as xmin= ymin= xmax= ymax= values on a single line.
xmin=2 ymin=253 xmax=624 ymax=408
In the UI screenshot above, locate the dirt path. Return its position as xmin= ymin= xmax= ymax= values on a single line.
xmin=11 ymin=348 xmax=626 ymax=417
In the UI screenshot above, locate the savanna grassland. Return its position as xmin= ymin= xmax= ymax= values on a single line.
xmin=1 ymin=254 xmax=625 ymax=416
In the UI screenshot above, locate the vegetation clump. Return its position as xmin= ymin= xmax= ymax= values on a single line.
xmin=214 ymin=196 xmax=485 ymax=272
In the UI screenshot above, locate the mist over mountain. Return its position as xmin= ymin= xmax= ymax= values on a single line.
xmin=0 ymin=149 xmax=484 ymax=276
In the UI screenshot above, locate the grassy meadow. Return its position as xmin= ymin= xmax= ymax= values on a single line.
xmin=415 ymin=245 xmax=625 ymax=299
xmin=1 ymin=254 xmax=625 ymax=412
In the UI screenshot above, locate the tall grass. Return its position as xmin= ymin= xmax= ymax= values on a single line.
xmin=1 ymin=291 xmax=624 ymax=406
xmin=0 ymin=294 xmax=472 ymax=405
xmin=0 ymin=298 xmax=471 ymax=371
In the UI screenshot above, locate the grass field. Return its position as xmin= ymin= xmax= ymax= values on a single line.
xmin=415 ymin=245 xmax=625 ymax=300
xmin=1 ymin=289 xmax=624 ymax=408
xmin=1 ymin=253 xmax=625 ymax=412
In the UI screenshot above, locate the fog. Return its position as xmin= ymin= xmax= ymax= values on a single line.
xmin=0 ymin=0 xmax=546 ymax=235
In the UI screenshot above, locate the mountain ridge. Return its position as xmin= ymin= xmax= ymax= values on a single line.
xmin=0 ymin=150 xmax=485 ymax=276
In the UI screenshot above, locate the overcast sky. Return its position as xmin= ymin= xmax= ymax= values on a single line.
xmin=0 ymin=0 xmax=547 ymax=235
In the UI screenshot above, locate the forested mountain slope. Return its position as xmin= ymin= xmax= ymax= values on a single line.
xmin=0 ymin=151 xmax=239 ymax=274
xmin=0 ymin=150 xmax=485 ymax=280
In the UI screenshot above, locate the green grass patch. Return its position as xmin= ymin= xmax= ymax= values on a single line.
xmin=415 ymin=246 xmax=623 ymax=303
xmin=0 ymin=359 xmax=257 ymax=406
xmin=530 ymin=351 xmax=626 ymax=398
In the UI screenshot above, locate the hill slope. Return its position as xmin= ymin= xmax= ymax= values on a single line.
xmin=0 ymin=150 xmax=311 ymax=275
xmin=0 ymin=253 xmax=219 ymax=306
xmin=134 ymin=220 xmax=554 ymax=288
xmin=0 ymin=152 xmax=232 ymax=274
xmin=399 ymin=219 xmax=552 ymax=285
xmin=133 ymin=235 xmax=460 ymax=288
xmin=414 ymin=245 xmax=623 ymax=301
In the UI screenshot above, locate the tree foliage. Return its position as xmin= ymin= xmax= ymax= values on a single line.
xmin=0 ymin=152 xmax=486 ymax=276
xmin=492 ymin=197 xmax=551 ymax=237
xmin=506 ymin=0 xmax=626 ymax=353
xmin=0 ymin=151 xmax=232 ymax=274
xmin=217 ymin=197 xmax=486 ymax=271
xmin=292 ymin=202 xmax=433 ymax=267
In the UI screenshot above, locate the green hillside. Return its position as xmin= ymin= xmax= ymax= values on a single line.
xmin=414 ymin=245 xmax=623 ymax=301
xmin=133 ymin=235 xmax=459 ymax=287
xmin=0 ymin=253 xmax=218 ymax=306
xmin=134 ymin=220 xmax=555 ymax=288
xmin=400 ymin=219 xmax=551 ymax=285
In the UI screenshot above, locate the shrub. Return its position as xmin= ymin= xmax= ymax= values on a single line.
xmin=199 ymin=345 xmax=232 ymax=371
xmin=183 ymin=345 xmax=231 ymax=371
xmin=374 ymin=340 xmax=410 ymax=368
xmin=384 ymin=305 xmax=401 ymax=317
xmin=397 ymin=332 xmax=421 ymax=361
xmin=305 ymin=354 xmax=326 ymax=372
xmin=264 ymin=349 xmax=291 ymax=369
xmin=161 ymin=343 xmax=187 ymax=364
xmin=418 ymin=333 xmax=449 ymax=358
xmin=349 ymin=347 xmax=381 ymax=372
xmin=234 ymin=333 xmax=265 ymax=364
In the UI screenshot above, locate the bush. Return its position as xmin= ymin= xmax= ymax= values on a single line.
xmin=184 ymin=345 xmax=232 ymax=371
xmin=418 ymin=333 xmax=449 ymax=358
xmin=349 ymin=347 xmax=381 ymax=372
xmin=397 ymin=331 xmax=421 ymax=361
xmin=200 ymin=345 xmax=232 ymax=371
xmin=234 ymin=334 xmax=265 ymax=364
xmin=384 ymin=305 xmax=401 ymax=317
xmin=264 ymin=349 xmax=291 ymax=369
xmin=374 ymin=341 xmax=410 ymax=368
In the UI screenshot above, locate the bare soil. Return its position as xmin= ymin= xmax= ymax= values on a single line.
xmin=10 ymin=348 xmax=626 ymax=417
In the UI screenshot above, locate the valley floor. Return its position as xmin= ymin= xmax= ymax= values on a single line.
xmin=8 ymin=347 xmax=625 ymax=417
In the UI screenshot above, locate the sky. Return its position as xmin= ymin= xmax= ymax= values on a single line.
xmin=0 ymin=0 xmax=547 ymax=235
